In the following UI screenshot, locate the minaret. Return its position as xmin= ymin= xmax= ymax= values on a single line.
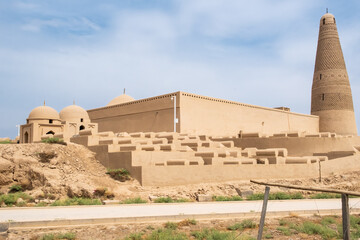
xmin=311 ymin=13 xmax=357 ymax=135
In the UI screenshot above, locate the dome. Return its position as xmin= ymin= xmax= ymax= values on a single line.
xmin=28 ymin=106 xmax=60 ymax=120
xmin=107 ymin=94 xmax=135 ymax=106
xmin=320 ymin=13 xmax=336 ymax=25
xmin=60 ymin=105 xmax=90 ymax=121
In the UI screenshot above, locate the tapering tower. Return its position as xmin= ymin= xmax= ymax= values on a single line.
xmin=311 ymin=13 xmax=357 ymax=135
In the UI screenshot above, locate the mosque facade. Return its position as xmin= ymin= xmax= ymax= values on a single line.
xmin=20 ymin=12 xmax=357 ymax=142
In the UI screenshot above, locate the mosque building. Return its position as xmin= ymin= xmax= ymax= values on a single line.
xmin=18 ymin=12 xmax=360 ymax=186
xmin=20 ymin=12 xmax=357 ymax=143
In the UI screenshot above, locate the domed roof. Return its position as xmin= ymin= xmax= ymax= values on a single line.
xmin=320 ymin=13 xmax=336 ymax=24
xmin=28 ymin=105 xmax=60 ymax=120
xmin=60 ymin=104 xmax=89 ymax=121
xmin=107 ymin=94 xmax=135 ymax=106
xmin=321 ymin=13 xmax=335 ymax=19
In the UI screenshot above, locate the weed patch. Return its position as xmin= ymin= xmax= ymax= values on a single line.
xmin=148 ymin=228 xmax=187 ymax=240
xmin=247 ymin=192 xmax=303 ymax=200
xmin=39 ymin=232 xmax=76 ymax=240
xmin=213 ymin=195 xmax=243 ymax=201
xmin=228 ymin=219 xmax=256 ymax=231
xmin=192 ymin=228 xmax=236 ymax=240
xmin=121 ymin=197 xmax=147 ymax=204
xmin=41 ymin=138 xmax=66 ymax=145
xmin=0 ymin=192 xmax=33 ymax=206
xmin=8 ymin=184 xmax=22 ymax=193
xmin=310 ymin=193 xmax=341 ymax=199
xmin=50 ymin=198 xmax=102 ymax=206
xmin=154 ymin=197 xmax=189 ymax=203
xmin=164 ymin=222 xmax=177 ymax=230
xmin=106 ymin=168 xmax=130 ymax=182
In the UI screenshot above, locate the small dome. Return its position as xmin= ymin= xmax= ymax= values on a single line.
xmin=107 ymin=94 xmax=135 ymax=106
xmin=28 ymin=106 xmax=60 ymax=120
xmin=60 ymin=105 xmax=90 ymax=121
xmin=320 ymin=13 xmax=336 ymax=25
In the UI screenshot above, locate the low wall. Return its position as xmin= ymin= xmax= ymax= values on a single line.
xmin=140 ymin=164 xmax=320 ymax=186
xmin=229 ymin=136 xmax=360 ymax=156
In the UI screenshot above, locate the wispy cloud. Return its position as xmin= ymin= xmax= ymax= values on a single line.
xmin=1 ymin=0 xmax=360 ymax=138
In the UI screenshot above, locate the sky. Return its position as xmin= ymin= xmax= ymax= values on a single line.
xmin=1 ymin=0 xmax=360 ymax=138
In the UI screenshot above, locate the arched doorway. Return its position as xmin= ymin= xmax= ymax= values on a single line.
xmin=46 ymin=130 xmax=55 ymax=135
xmin=79 ymin=125 xmax=85 ymax=131
xmin=24 ymin=132 xmax=29 ymax=143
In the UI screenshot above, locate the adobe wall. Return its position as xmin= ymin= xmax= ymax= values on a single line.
xmin=179 ymin=92 xmax=319 ymax=136
xmin=140 ymin=164 xmax=320 ymax=186
xmin=228 ymin=136 xmax=360 ymax=156
xmin=88 ymin=92 xmax=180 ymax=133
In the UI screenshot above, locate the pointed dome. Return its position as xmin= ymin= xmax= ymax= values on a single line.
xmin=28 ymin=106 xmax=60 ymax=120
xmin=60 ymin=104 xmax=90 ymax=122
xmin=107 ymin=94 xmax=135 ymax=106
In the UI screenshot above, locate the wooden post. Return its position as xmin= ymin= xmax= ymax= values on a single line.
xmin=257 ymin=186 xmax=270 ymax=240
xmin=342 ymin=194 xmax=350 ymax=240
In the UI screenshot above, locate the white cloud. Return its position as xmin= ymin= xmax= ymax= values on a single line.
xmin=1 ymin=0 xmax=360 ymax=138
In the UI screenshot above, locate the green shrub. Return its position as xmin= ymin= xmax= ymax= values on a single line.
xmin=227 ymin=219 xmax=256 ymax=231
xmin=164 ymin=222 xmax=177 ymax=230
xmin=124 ymin=232 xmax=143 ymax=240
xmin=246 ymin=193 xmax=264 ymax=200
xmin=0 ymin=192 xmax=33 ymax=206
xmin=310 ymin=193 xmax=341 ymax=199
xmin=277 ymin=226 xmax=292 ymax=236
xmin=177 ymin=219 xmax=197 ymax=226
xmin=247 ymin=192 xmax=303 ymax=200
xmin=106 ymin=168 xmax=130 ymax=182
xmin=0 ymin=140 xmax=12 ymax=144
xmin=278 ymin=219 xmax=288 ymax=226
xmin=41 ymin=138 xmax=66 ymax=145
xmin=298 ymin=221 xmax=339 ymax=239
xmin=264 ymin=233 xmax=273 ymax=239
xmin=321 ymin=216 xmax=336 ymax=226
xmin=153 ymin=197 xmax=189 ymax=203
xmin=40 ymin=232 xmax=76 ymax=240
xmin=213 ymin=195 xmax=243 ymax=201
xmin=8 ymin=184 xmax=22 ymax=193
xmin=192 ymin=228 xmax=236 ymax=240
xmin=121 ymin=197 xmax=147 ymax=204
xmin=154 ymin=197 xmax=173 ymax=203
xmin=148 ymin=228 xmax=187 ymax=240
xmin=50 ymin=198 xmax=102 ymax=206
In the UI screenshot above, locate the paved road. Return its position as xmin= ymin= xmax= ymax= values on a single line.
xmin=1 ymin=198 xmax=360 ymax=223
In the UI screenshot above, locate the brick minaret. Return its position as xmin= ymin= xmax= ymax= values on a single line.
xmin=311 ymin=13 xmax=357 ymax=135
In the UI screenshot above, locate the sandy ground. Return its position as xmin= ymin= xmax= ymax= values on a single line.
xmin=1 ymin=143 xmax=360 ymax=203
xmin=5 ymin=214 xmax=350 ymax=240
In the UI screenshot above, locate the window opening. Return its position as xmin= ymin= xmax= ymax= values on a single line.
xmin=323 ymin=18 xmax=325 ymax=25
xmin=49 ymin=119 xmax=53 ymax=124
xmin=80 ymin=118 xmax=83 ymax=122
xmin=79 ymin=125 xmax=85 ymax=131
xmin=322 ymin=94 xmax=325 ymax=101
xmin=46 ymin=130 xmax=55 ymax=135
xmin=320 ymin=74 xmax=322 ymax=80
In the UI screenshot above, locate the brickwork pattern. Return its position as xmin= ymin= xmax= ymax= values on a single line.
xmin=311 ymin=14 xmax=357 ymax=135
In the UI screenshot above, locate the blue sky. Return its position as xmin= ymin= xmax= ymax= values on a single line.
xmin=1 ymin=1 xmax=360 ymax=138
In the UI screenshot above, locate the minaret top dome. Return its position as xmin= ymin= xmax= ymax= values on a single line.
xmin=320 ymin=13 xmax=336 ymax=25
